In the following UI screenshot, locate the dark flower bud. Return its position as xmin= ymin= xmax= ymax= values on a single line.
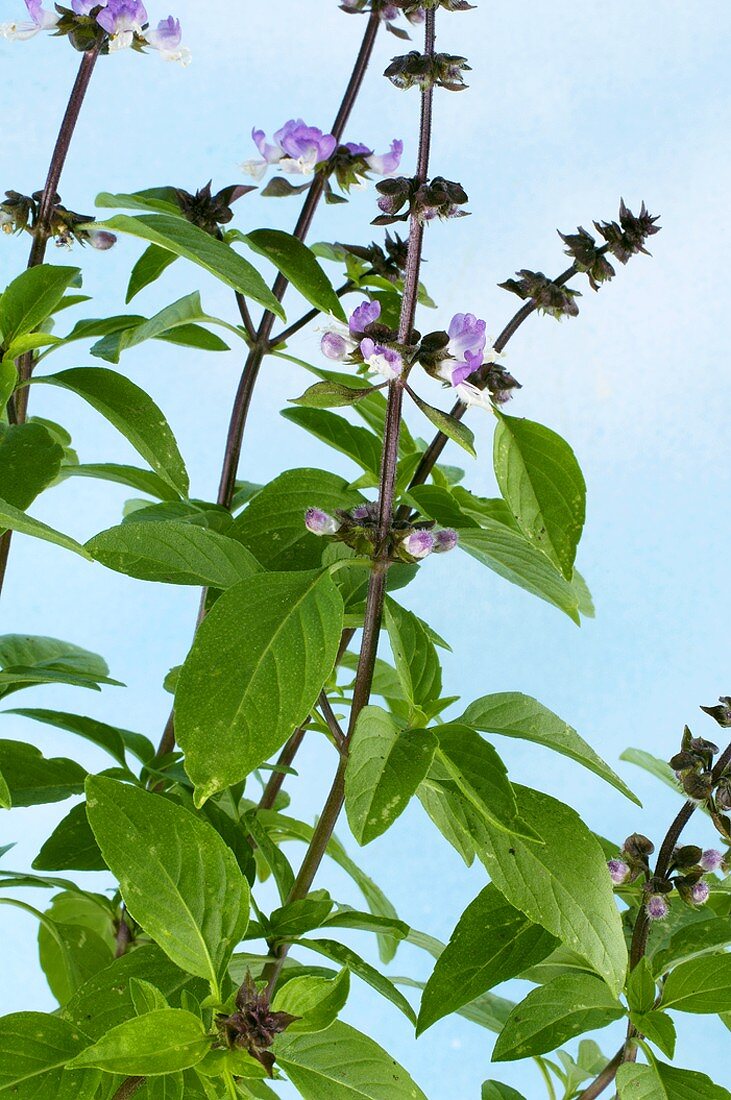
xmin=682 ymin=770 xmax=713 ymax=801
xmin=558 ymin=224 xmax=616 ymax=291
xmin=700 ymin=696 xmax=731 ymax=728
xmin=669 ymin=750 xmax=696 ymax=771
xmin=374 ymin=176 xmax=415 ymax=223
xmin=0 ymin=190 xmax=35 ymax=234
xmin=671 ymin=845 xmax=703 ymax=870
xmin=385 ymin=50 xmax=470 ymax=92
xmin=413 ymin=176 xmax=469 ymax=223
xmin=623 ymin=833 xmax=655 ymax=860
xmin=402 ymin=0 xmax=476 ymax=10
xmin=714 ymin=780 xmax=731 ymax=812
xmin=216 ymin=975 xmax=297 ymax=1076
xmin=499 ymin=270 xmax=581 ymax=319
xmin=689 ymin=736 xmax=719 ymax=756
xmin=337 ymin=232 xmax=409 ymax=281
xmin=173 ymin=181 xmax=255 ymax=235
xmin=485 ymin=364 xmax=522 ymax=405
xmin=593 ymin=199 xmax=660 ymax=265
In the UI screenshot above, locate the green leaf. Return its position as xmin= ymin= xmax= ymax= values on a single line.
xmin=85 ymin=777 xmax=250 ymax=990
xmin=0 ymin=360 xmax=17 ymax=417
xmin=629 ymin=1010 xmax=676 ymax=1059
xmin=345 ymin=706 xmax=437 ymax=845
xmin=126 ymin=244 xmax=178 ymax=302
xmin=272 ymin=969 xmax=350 ymax=1034
xmin=35 ymin=367 xmax=189 ymax=496
xmin=406 ymin=484 xmax=479 ymax=529
xmin=62 ymin=945 xmax=206 ymax=1040
xmin=627 ymin=958 xmax=657 ymax=1014
xmin=89 ymin=293 xmax=236 ymax=363
xmin=281 ymin=408 xmax=382 ymax=476
xmin=3 ymin=708 xmax=150 ymax=766
xmin=436 ymin=725 xmax=537 ymax=840
xmin=275 ymin=1020 xmax=428 ymax=1099
xmin=176 ymin=570 xmax=343 ymax=804
xmin=384 ymin=599 xmax=442 ymax=716
xmin=0 ymin=423 xmax=63 ymax=510
xmin=0 ymin=635 xmax=116 ymax=699
xmin=291 ymin=381 xmax=379 ymax=409
xmin=33 ymin=803 xmax=105 ymax=871
xmin=460 ymin=693 xmax=641 ymax=806
xmin=417 ymin=773 xmax=476 ymax=866
xmin=233 ymin=468 xmax=363 ymax=571
xmin=651 ymin=916 xmax=731 ymax=976
xmin=620 ymin=748 xmax=679 ymax=795
xmin=417 ymin=884 xmax=558 ymax=1033
xmin=98 ymin=214 xmax=284 ymax=318
xmin=0 ymin=265 xmax=80 ymax=345
xmin=0 ymin=741 xmax=85 ymax=806
xmin=129 ymin=979 xmax=170 ymax=1015
xmin=243 ymin=229 xmax=346 ymax=320
xmin=407 ymin=388 xmax=476 ymax=456
xmin=616 ymin=1061 xmax=731 ymax=1099
xmin=457 ymin=523 xmax=581 ymax=622
xmin=493 ymin=412 xmax=586 ymax=578
xmin=68 ymin=1009 xmax=209 ymax=1076
xmin=36 ymin=894 xmax=114 ymax=1005
xmin=57 ymin=463 xmax=181 ymax=502
xmin=0 ymin=497 xmax=91 ymax=560
xmin=292 ymin=939 xmax=416 ymax=1025
xmin=476 ymin=785 xmax=628 ymax=997
xmin=266 ymin=895 xmax=334 ymax=942
xmin=86 ymin=522 xmax=260 ymax=588
xmin=0 ymin=1011 xmax=91 ymax=1092
xmin=482 ymin=1083 xmax=527 ymax=1100
xmin=0 ymin=768 xmax=9 ymax=810
xmin=661 ymin=953 xmax=731 ymax=1013
xmin=492 ymin=972 xmax=624 ymax=1061
xmin=96 ymin=188 xmax=183 ymax=215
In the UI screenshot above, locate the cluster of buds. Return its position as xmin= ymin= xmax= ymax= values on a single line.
xmin=558 ymin=225 xmax=617 ymax=292
xmin=339 ymin=0 xmax=424 ymax=39
xmin=670 ymin=725 xmax=720 ymax=803
xmin=593 ymin=199 xmax=660 ymax=266
xmin=385 ymin=50 xmax=470 ymax=91
xmin=1 ymin=1 xmax=190 ymax=63
xmin=168 ymin=181 xmax=254 ymax=236
xmin=0 ymin=189 xmax=116 ymax=250
xmin=607 ymin=832 xmax=655 ymax=888
xmin=216 ymin=975 xmax=296 ymax=1076
xmin=240 ymin=120 xmax=403 ymax=201
xmin=374 ymin=175 xmax=469 ymax=225
xmin=305 ymin=502 xmax=458 ymax=563
xmin=337 ymin=232 xmax=410 ymax=282
xmin=320 ymin=299 xmax=520 ymax=411
xmin=498 ymin=270 xmax=581 ymax=320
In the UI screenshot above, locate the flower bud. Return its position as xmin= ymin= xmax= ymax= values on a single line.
xmin=682 ymin=770 xmax=713 ymax=801
xmin=321 ymin=332 xmax=350 ymax=360
xmin=86 ymin=229 xmax=117 ymax=251
xmin=401 ymin=529 xmax=435 ymax=559
xmin=691 ymin=881 xmax=710 ymax=906
xmin=623 ymin=833 xmax=655 ymax=860
xmin=304 ymin=508 xmax=340 ymax=536
xmin=700 ymin=849 xmax=725 ymax=873
xmin=433 ymin=528 xmax=458 ymax=553
xmin=700 ymin=696 xmax=731 ymax=727
xmin=607 ymin=859 xmax=630 ymax=885
xmin=672 ymin=844 xmax=703 ymax=870
xmin=645 ymin=894 xmax=669 ymax=921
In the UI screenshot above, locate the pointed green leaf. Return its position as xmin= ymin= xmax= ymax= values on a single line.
xmin=629 ymin=1010 xmax=676 ymax=1059
xmin=0 ymin=423 xmax=63 ymax=510
xmin=0 ymin=741 xmax=86 ymax=806
xmin=0 ymin=266 xmax=80 ymax=344
xmin=3 ymin=708 xmax=148 ymax=766
xmin=57 ymin=463 xmax=181 ymax=502
xmin=384 ymin=599 xmax=442 ymax=715
xmin=89 ymin=293 xmax=236 ymax=364
xmin=460 ymin=693 xmax=640 ymax=805
xmin=345 ymin=706 xmax=437 ymax=845
xmin=33 ymin=803 xmax=106 ymax=872
xmin=291 ymin=381 xmax=378 ymax=409
xmin=68 ymin=1009 xmax=208 ymax=1075
xmin=126 ymin=243 xmax=178 ymax=302
xmin=418 ymin=884 xmax=558 ymax=1034
xmin=494 ymin=412 xmax=586 ymax=578
xmin=652 ymin=916 xmax=731 ymax=976
xmin=243 ymin=229 xmax=346 ymax=320
xmin=482 ymin=1083 xmax=527 ymax=1100
xmin=282 ymin=408 xmax=382 ymax=476
xmin=272 ymin=970 xmax=350 ymax=1034
xmin=408 ymin=388 xmax=476 ymax=456
xmin=616 ymin=1061 xmax=731 ymax=1099
xmin=85 ymin=777 xmax=250 ymax=988
xmin=35 ymin=367 xmax=189 ymax=496
xmin=0 ymin=1011 xmax=91 ymax=1092
xmin=661 ymin=954 xmax=731 ymax=1013
xmin=176 ymin=570 xmax=343 ymax=803
xmin=292 ymin=939 xmax=416 ymax=1025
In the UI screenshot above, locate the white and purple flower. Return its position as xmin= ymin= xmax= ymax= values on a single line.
xmin=344 ymin=139 xmax=403 ymax=176
xmin=305 ymin=508 xmax=340 ymax=537
xmin=433 ymin=529 xmax=458 ymax=554
xmin=607 ymin=859 xmax=630 ymax=885
xmin=320 ymin=299 xmax=383 ymax=363
xmin=691 ymin=881 xmax=710 ymax=906
xmin=359 ymin=337 xmax=403 ymax=380
xmin=97 ymin=0 xmax=148 ymax=50
xmin=1 ymin=0 xmax=59 ymax=40
xmin=401 ymin=529 xmax=435 ymax=560
xmin=145 ymin=15 xmax=190 ymax=65
xmin=700 ymin=849 xmax=725 ymax=873
xmin=242 ymin=120 xmax=337 ymax=181
xmin=645 ymin=895 xmax=669 ymax=921
xmin=434 ymin=312 xmax=500 ymax=409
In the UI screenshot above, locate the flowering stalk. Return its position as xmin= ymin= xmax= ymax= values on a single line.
xmin=259 ymin=6 xmax=438 ymax=999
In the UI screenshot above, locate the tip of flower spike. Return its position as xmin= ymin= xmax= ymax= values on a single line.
xmin=607 ymin=859 xmax=630 ymax=886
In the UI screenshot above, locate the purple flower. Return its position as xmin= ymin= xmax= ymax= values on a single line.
xmin=71 ymin=0 xmax=104 ymax=13
xmin=321 ymin=331 xmax=351 ymax=361
xmin=402 ymin=530 xmax=435 ymax=560
xmin=351 ymin=503 xmax=371 ymax=521
xmin=433 ymin=529 xmax=458 ymax=554
xmin=645 ymin=895 xmax=669 ymax=921
xmin=86 ymin=229 xmax=117 ymax=251
xmin=444 ymin=313 xmax=487 ymax=386
xmin=145 ymin=15 xmax=190 ymax=65
xmin=304 ymin=508 xmax=340 ymax=537
xmin=607 ymin=859 xmax=630 ymax=885
xmin=700 ymin=849 xmax=725 ymax=873
xmin=349 ymin=299 xmax=381 ymax=335
xmin=365 ymin=139 xmax=403 ymax=176
xmin=691 ymin=881 xmax=710 ymax=906
xmin=1 ymin=0 xmax=59 ymax=39
xmin=360 ymin=338 xmax=403 ymax=380
xmin=97 ymin=0 xmax=148 ymax=49
xmin=242 ymin=119 xmax=336 ymax=180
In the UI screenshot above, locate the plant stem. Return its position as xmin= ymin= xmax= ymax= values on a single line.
xmin=111 ymin=1078 xmax=145 ymax=1100
xmin=578 ymin=737 xmax=731 ymax=1096
xmin=260 ymin=7 xmax=438 ymax=999
xmin=0 ymin=44 xmax=101 ymax=601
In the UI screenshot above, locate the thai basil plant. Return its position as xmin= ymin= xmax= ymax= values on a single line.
xmin=1 ymin=2 xmax=730 ymax=1098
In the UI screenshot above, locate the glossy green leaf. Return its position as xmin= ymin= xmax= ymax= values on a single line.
xmin=384 ymin=599 xmax=442 ymax=716
xmin=96 ymin=188 xmax=183 ymax=215
xmin=0 ymin=741 xmax=85 ymax=806
xmin=460 ymin=693 xmax=640 ymax=805
xmin=418 ymin=884 xmax=557 ymax=1033
xmin=87 ymin=521 xmax=260 ymax=587
xmin=176 ymin=570 xmax=343 ymax=804
xmin=243 ymin=229 xmax=346 ymax=320
xmin=0 ymin=497 xmax=91 ymax=560
xmin=89 ymin=293 xmax=236 ymax=363
xmin=35 ymin=367 xmax=189 ymax=496
xmin=630 ymin=1010 xmax=676 ymax=1059
xmin=275 ymin=1020 xmax=428 ymax=1099
xmin=492 ymin=972 xmax=624 ymax=1061
xmin=0 ymin=265 xmax=80 ymax=345
xmin=85 ymin=777 xmax=250 ymax=989
xmin=4 ymin=708 xmax=149 ymax=766
xmin=457 ymin=523 xmax=581 ymax=622
xmin=620 ymin=748 xmax=679 ymax=795
xmin=37 ymin=893 xmax=114 ymax=1005
xmin=57 ymin=463 xmax=181 ymax=502
xmin=33 ymin=803 xmax=106 ymax=872
xmin=437 ymin=725 xmax=537 ymax=840
xmin=281 ymin=408 xmax=382 ymax=476
xmin=98 ymin=214 xmax=284 ymax=317
xmin=0 ymin=768 xmax=9 ymax=810
xmin=68 ymin=1009 xmax=208 ymax=1075
xmin=493 ymin=412 xmax=586 ymax=578
xmin=482 ymin=1083 xmax=527 ymax=1100
xmin=0 ymin=423 xmax=63 ymax=510
xmin=417 ymin=772 xmax=476 ymax=866
xmin=651 ymin=916 xmax=731 ymax=976
xmin=291 ymin=380 xmax=378 ymax=408
xmin=233 ymin=468 xmax=363 ymax=571
xmin=626 ymin=957 xmax=657 ymax=1014
xmin=292 ymin=939 xmax=416 ymax=1025
xmin=0 ymin=1011 xmax=90 ymax=1093
xmin=616 ymin=1061 xmax=731 ymax=1099
xmin=476 ymin=785 xmax=628 ymax=996
xmin=345 ymin=706 xmax=437 ymax=845
xmin=126 ymin=243 xmax=178 ymax=302
xmin=272 ymin=969 xmax=350 ymax=1034
xmin=407 ymin=388 xmax=476 ymax=456
xmin=661 ymin=953 xmax=731 ymax=1013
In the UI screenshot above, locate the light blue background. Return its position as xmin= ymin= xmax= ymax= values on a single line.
xmin=1 ymin=0 xmax=730 ymax=1095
